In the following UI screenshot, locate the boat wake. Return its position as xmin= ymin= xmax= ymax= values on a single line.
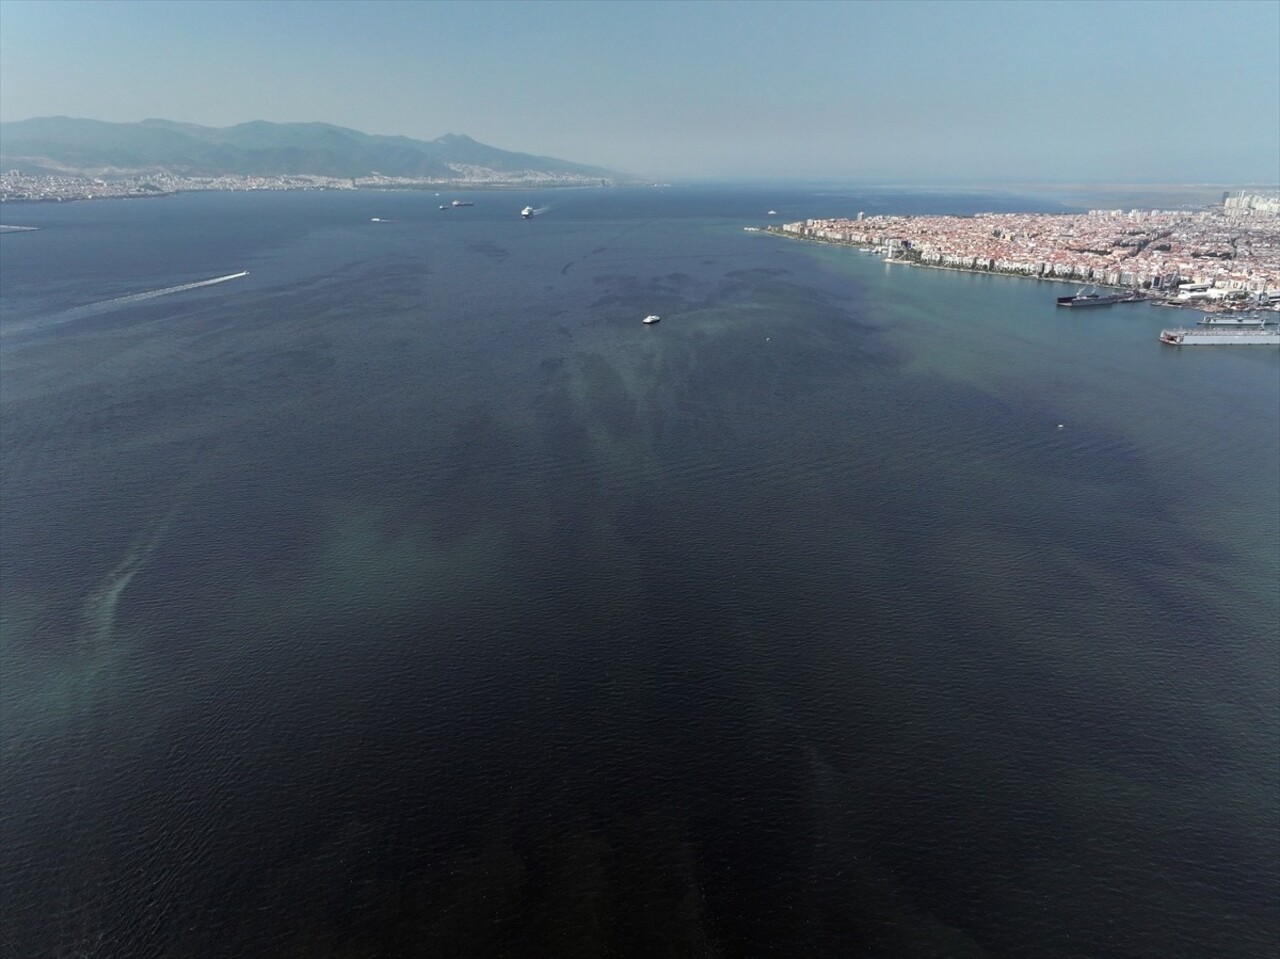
xmin=71 ymin=271 xmax=250 ymax=315
xmin=81 ymin=511 xmax=174 ymax=649
xmin=1 ymin=271 xmax=250 ymax=337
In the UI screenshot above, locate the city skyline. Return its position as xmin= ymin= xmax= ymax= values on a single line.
xmin=1 ymin=0 xmax=1277 ymax=183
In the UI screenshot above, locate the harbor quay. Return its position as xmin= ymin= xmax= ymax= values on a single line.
xmin=769 ymin=196 xmax=1280 ymax=309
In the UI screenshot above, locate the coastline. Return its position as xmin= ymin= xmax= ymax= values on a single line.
xmin=0 ymin=177 xmax=626 ymax=205
xmin=761 ymin=225 xmax=1278 ymax=313
xmin=762 ymin=226 xmax=1130 ymax=289
xmin=890 ymin=257 xmax=1128 ymax=290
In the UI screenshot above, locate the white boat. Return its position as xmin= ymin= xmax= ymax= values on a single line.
xmin=643 ymin=314 xmax=660 ymax=325
xmin=767 ymin=210 xmax=778 ymax=215
xmin=521 ymin=206 xmax=534 ymax=219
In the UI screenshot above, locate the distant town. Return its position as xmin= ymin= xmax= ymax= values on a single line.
xmin=770 ymin=191 xmax=1280 ymax=308
xmin=0 ymin=168 xmax=614 ymax=203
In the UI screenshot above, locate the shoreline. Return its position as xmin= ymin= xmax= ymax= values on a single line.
xmin=0 ymin=180 xmax=627 ymax=206
xmin=763 ymin=226 xmax=1127 ymax=289
xmin=760 ymin=227 xmax=1274 ymax=312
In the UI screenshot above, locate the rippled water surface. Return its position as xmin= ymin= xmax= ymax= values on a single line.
xmin=2 ymin=187 xmax=1277 ymax=957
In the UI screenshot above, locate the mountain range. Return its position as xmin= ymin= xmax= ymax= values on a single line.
xmin=0 ymin=117 xmax=619 ymax=181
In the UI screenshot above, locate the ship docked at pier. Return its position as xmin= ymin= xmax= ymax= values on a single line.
xmin=1056 ymin=287 xmax=1137 ymax=308
xmin=1198 ymin=313 xmax=1269 ymax=327
xmin=1159 ymin=327 xmax=1280 ymax=346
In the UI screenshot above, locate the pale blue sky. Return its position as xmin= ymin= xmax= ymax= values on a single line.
xmin=1 ymin=0 xmax=1277 ymax=182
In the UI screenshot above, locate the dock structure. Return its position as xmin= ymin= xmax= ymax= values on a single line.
xmin=1159 ymin=328 xmax=1280 ymax=346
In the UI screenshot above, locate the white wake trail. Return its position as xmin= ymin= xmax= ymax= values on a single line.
xmin=92 ymin=270 xmax=249 ymax=309
xmin=1 ymin=270 xmax=250 ymax=337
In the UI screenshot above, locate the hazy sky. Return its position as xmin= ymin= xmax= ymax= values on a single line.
xmin=1 ymin=0 xmax=1277 ymax=182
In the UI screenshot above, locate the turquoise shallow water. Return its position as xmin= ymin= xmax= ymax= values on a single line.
xmin=1 ymin=186 xmax=1277 ymax=957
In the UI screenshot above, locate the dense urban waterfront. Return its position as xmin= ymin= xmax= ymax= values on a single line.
xmin=771 ymin=191 xmax=1280 ymax=308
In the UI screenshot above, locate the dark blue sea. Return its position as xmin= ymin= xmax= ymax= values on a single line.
xmin=2 ymin=186 xmax=1277 ymax=958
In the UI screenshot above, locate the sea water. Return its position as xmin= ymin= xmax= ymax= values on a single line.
xmin=1 ymin=186 xmax=1276 ymax=957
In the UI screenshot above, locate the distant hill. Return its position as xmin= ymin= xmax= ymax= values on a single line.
xmin=0 ymin=117 xmax=619 ymax=180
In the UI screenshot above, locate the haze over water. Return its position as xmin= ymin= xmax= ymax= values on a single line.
xmin=1 ymin=186 xmax=1277 ymax=957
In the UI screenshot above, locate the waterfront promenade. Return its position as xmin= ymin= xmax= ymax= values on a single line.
xmin=772 ymin=198 xmax=1280 ymax=305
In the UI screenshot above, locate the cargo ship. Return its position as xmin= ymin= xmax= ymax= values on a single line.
xmin=1159 ymin=327 xmax=1280 ymax=346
